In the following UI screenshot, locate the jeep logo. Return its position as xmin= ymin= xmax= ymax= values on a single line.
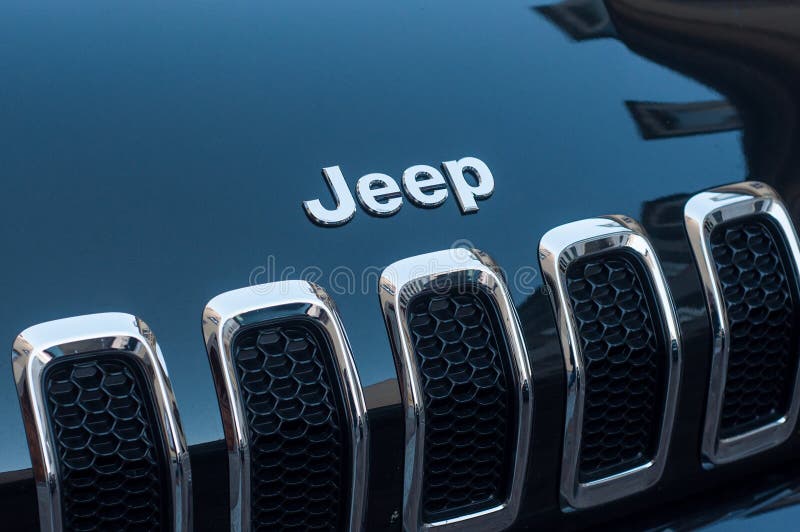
xmin=302 ymin=156 xmax=494 ymax=226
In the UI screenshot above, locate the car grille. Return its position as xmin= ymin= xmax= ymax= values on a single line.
xmin=406 ymin=287 xmax=514 ymax=521
xmin=232 ymin=320 xmax=348 ymax=531
xmin=709 ymin=217 xmax=800 ymax=438
xmin=565 ymin=252 xmax=666 ymax=482
xmin=44 ymin=355 xmax=168 ymax=531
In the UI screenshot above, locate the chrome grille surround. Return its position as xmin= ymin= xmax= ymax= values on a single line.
xmin=539 ymin=216 xmax=682 ymax=510
xmin=202 ymin=280 xmax=369 ymax=532
xmin=379 ymin=247 xmax=533 ymax=532
xmin=685 ymin=181 xmax=800 ymax=466
xmin=11 ymin=312 xmax=192 ymax=532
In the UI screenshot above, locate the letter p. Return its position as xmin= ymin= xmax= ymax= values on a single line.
xmin=442 ymin=157 xmax=495 ymax=214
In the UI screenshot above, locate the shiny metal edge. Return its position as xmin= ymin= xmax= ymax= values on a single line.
xmin=684 ymin=181 xmax=800 ymax=465
xmin=538 ymin=215 xmax=682 ymax=510
xmin=378 ymin=247 xmax=534 ymax=532
xmin=201 ymin=280 xmax=369 ymax=532
xmin=11 ymin=312 xmax=193 ymax=532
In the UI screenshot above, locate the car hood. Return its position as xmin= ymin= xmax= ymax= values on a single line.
xmin=2 ymin=1 xmax=800 ymax=530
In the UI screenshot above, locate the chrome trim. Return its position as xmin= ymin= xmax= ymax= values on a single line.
xmin=356 ymin=173 xmax=404 ymax=217
xmin=684 ymin=181 xmax=800 ymax=465
xmin=379 ymin=247 xmax=533 ymax=532
xmin=302 ymin=166 xmax=358 ymax=227
xmin=401 ymin=165 xmax=449 ymax=208
xmin=11 ymin=312 xmax=192 ymax=532
xmin=202 ymin=280 xmax=369 ymax=532
xmin=441 ymin=157 xmax=495 ymax=214
xmin=539 ymin=215 xmax=682 ymax=510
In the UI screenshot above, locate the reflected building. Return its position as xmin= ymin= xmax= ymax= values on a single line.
xmin=536 ymin=0 xmax=617 ymax=41
xmin=625 ymin=100 xmax=741 ymax=140
xmin=536 ymin=0 xmax=800 ymax=216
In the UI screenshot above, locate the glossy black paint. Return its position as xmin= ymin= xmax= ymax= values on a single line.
xmin=1 ymin=0 xmax=799 ymax=530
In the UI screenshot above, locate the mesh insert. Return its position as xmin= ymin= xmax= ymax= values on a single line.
xmin=406 ymin=286 xmax=514 ymax=521
xmin=566 ymin=252 xmax=667 ymax=482
xmin=44 ymin=355 xmax=168 ymax=531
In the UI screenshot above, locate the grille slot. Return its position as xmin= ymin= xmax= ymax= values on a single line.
xmin=231 ymin=320 xmax=348 ymax=531
xmin=12 ymin=313 xmax=191 ymax=532
xmin=565 ymin=253 xmax=666 ymax=482
xmin=540 ymin=216 xmax=681 ymax=509
xmin=44 ymin=355 xmax=168 ymax=531
xmin=685 ymin=182 xmax=800 ymax=465
xmin=380 ymin=248 xmax=532 ymax=530
xmin=709 ymin=217 xmax=800 ymax=438
xmin=406 ymin=287 xmax=514 ymax=521
xmin=203 ymin=281 xmax=368 ymax=532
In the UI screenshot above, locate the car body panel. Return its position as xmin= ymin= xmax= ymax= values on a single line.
xmin=1 ymin=0 xmax=799 ymax=530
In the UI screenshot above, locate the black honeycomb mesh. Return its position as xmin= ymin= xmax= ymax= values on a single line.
xmin=44 ymin=355 xmax=168 ymax=531
xmin=710 ymin=216 xmax=800 ymax=438
xmin=566 ymin=252 xmax=667 ymax=483
xmin=232 ymin=320 xmax=348 ymax=531
xmin=406 ymin=285 xmax=514 ymax=521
